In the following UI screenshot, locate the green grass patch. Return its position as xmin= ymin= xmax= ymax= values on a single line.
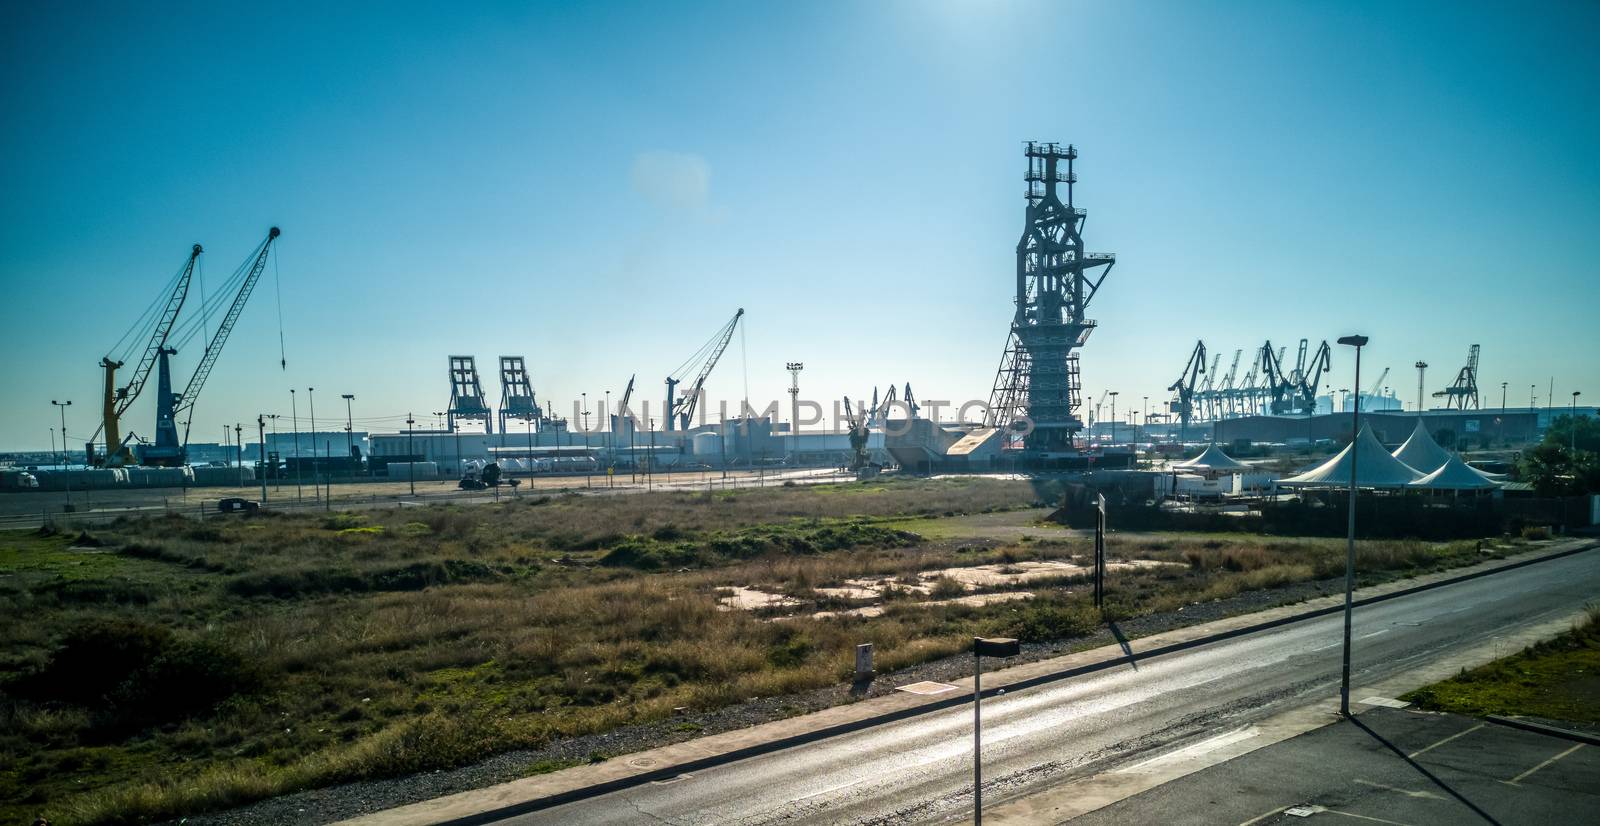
xmin=1403 ymin=607 xmax=1600 ymax=725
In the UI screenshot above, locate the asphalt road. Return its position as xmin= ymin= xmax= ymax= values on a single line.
xmin=1071 ymin=706 xmax=1599 ymax=826
xmin=508 ymin=548 xmax=1600 ymax=826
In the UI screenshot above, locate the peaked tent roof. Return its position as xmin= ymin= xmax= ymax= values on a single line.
xmin=1411 ymin=453 xmax=1503 ymax=490
xmin=1174 ymin=444 xmax=1249 ymax=471
xmin=1392 ymin=419 xmax=1453 ymax=475
xmin=1279 ymin=423 xmax=1425 ymax=488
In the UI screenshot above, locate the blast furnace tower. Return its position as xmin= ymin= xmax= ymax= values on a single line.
xmin=987 ymin=142 xmax=1115 ymax=455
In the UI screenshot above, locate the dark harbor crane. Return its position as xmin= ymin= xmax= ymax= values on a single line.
xmin=91 ymin=243 xmax=203 ymax=466
xmin=1432 ymin=344 xmax=1481 ymax=410
xmin=665 ymin=308 xmax=744 ymax=431
xmin=1167 ymin=340 xmax=1207 ymax=440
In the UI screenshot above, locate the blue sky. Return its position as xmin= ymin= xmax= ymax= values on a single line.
xmin=2 ymin=0 xmax=1597 ymax=450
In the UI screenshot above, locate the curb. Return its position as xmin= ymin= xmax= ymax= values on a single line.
xmin=1485 ymin=715 xmax=1600 ymax=747
xmin=352 ymin=540 xmax=1598 ymax=826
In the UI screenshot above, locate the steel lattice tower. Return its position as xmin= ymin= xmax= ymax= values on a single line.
xmin=989 ymin=142 xmax=1115 ymax=453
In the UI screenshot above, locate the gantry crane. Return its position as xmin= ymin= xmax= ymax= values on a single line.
xmin=665 ymin=308 xmax=744 ymax=431
xmin=1432 ymin=344 xmax=1481 ymax=410
xmin=92 ymin=243 xmax=203 ymax=466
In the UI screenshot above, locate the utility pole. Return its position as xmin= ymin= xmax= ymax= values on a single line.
xmin=257 ymin=415 xmax=267 ymax=503
xmin=1336 ymin=334 xmax=1368 ymax=717
xmin=787 ymin=362 xmax=804 ymax=466
xmin=342 ymin=394 xmax=355 ymax=478
xmin=406 ymin=413 xmax=416 ymax=496
xmin=234 ymin=423 xmax=243 ymax=486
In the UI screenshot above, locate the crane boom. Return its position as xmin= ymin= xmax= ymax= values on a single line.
xmin=117 ymin=244 xmax=202 ymax=422
xmin=173 ymin=227 xmax=279 ymax=445
xmin=91 ymin=243 xmax=203 ymax=464
xmin=666 ymin=308 xmax=744 ymax=430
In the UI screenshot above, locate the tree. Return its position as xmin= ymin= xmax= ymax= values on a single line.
xmin=1521 ymin=441 xmax=1600 ymax=497
xmin=1544 ymin=414 xmax=1600 ymax=454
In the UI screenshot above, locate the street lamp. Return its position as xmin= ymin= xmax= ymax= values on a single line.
xmin=1568 ymin=392 xmax=1580 ymax=454
xmin=307 ymin=387 xmax=318 ymax=498
xmin=342 ymin=394 xmax=355 ymax=478
xmin=972 ymin=636 xmax=1021 ymax=825
xmin=406 ymin=413 xmax=417 ymax=495
xmin=50 ymin=400 xmax=71 ymax=469
xmin=290 ymin=389 xmax=303 ymax=503
xmin=1335 ymin=334 xmax=1368 ymax=718
xmin=788 ymin=363 xmax=804 ymax=466
xmin=1109 ymin=391 xmax=1120 ymax=447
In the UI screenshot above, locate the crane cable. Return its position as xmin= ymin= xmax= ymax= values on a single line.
xmin=273 ymin=239 xmax=286 ymax=369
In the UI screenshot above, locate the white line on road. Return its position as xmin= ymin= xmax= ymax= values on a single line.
xmin=1115 ymin=727 xmax=1259 ymax=774
xmin=1406 ymin=723 xmax=1484 ymax=759
xmin=1507 ymin=743 xmax=1583 ymax=785
xmin=1237 ymin=805 xmax=1289 ymax=826
xmin=1358 ymin=629 xmax=1390 ymax=639
xmin=1353 ymin=778 xmax=1444 ymax=800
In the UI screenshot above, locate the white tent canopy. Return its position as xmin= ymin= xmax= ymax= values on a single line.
xmin=1410 ymin=453 xmax=1503 ymax=490
xmin=1392 ymin=419 xmax=1453 ymax=475
xmin=1174 ymin=444 xmax=1249 ymax=472
xmin=1278 ymin=423 xmax=1424 ymax=488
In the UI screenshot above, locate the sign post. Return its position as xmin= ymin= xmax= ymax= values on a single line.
xmin=973 ymin=636 xmax=1021 ymax=825
xmin=1094 ymin=493 xmax=1107 ymax=608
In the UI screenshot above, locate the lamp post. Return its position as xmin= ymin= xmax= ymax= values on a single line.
xmin=1110 ymin=391 xmax=1119 ymax=447
xmin=582 ymin=392 xmax=590 ymax=435
xmin=972 ymin=636 xmax=1021 ymax=825
xmin=1414 ymin=361 xmax=1427 ymax=414
xmin=234 ymin=423 xmax=243 ymax=486
xmin=290 ymin=389 xmax=302 ymax=504
xmin=342 ymin=394 xmax=355 ymax=478
xmin=1336 ymin=334 xmax=1368 ymax=717
xmin=307 ymin=387 xmax=319 ymax=499
xmin=51 ymin=400 xmax=71 ymax=469
xmin=406 ymin=413 xmax=416 ymax=496
xmin=257 ymin=415 xmax=268 ymax=503
xmin=1574 ymin=392 xmax=1587 ymax=454
xmin=788 ymin=362 xmax=804 ymax=466
xmin=266 ymin=414 xmax=280 ymax=490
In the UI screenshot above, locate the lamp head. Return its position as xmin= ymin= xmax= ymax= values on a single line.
xmin=1337 ymin=335 xmax=1369 ymax=348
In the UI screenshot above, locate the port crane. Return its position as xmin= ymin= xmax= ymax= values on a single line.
xmin=1364 ymin=366 xmax=1391 ymax=409
xmin=146 ymin=228 xmax=281 ymax=465
xmin=1166 ymin=340 xmax=1206 ymax=438
xmin=1432 ymin=344 xmax=1481 ymax=410
xmin=665 ymin=308 xmax=744 ymax=431
xmin=91 ymin=243 xmax=203 ymax=466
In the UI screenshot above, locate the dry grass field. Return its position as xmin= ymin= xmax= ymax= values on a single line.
xmin=0 ymin=477 xmax=1512 ymax=825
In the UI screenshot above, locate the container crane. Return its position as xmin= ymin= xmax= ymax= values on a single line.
xmin=1432 ymin=344 xmax=1481 ymax=410
xmin=1365 ymin=366 xmax=1391 ymax=409
xmin=91 ymin=243 xmax=203 ymax=466
xmin=665 ymin=308 xmax=744 ymax=431
xmin=144 ymin=227 xmax=281 ymax=465
xmin=841 ymin=395 xmax=871 ymax=471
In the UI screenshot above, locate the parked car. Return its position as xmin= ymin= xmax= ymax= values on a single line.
xmin=217 ymin=497 xmax=260 ymax=514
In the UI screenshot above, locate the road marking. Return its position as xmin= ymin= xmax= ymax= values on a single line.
xmin=1353 ymin=778 xmax=1444 ymax=800
xmin=1406 ymin=723 xmax=1484 ymax=758
xmin=1319 ymin=810 xmax=1417 ymax=825
xmin=1115 ymin=727 xmax=1259 ymax=773
xmin=1237 ymin=805 xmax=1289 ymax=825
xmin=1358 ymin=629 xmax=1390 ymax=639
xmin=1506 ymin=743 xmax=1583 ymax=785
xmin=792 ymin=777 xmax=866 ymax=801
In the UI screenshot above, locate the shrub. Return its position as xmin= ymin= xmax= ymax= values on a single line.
xmin=1521 ymin=525 xmax=1552 ymax=540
